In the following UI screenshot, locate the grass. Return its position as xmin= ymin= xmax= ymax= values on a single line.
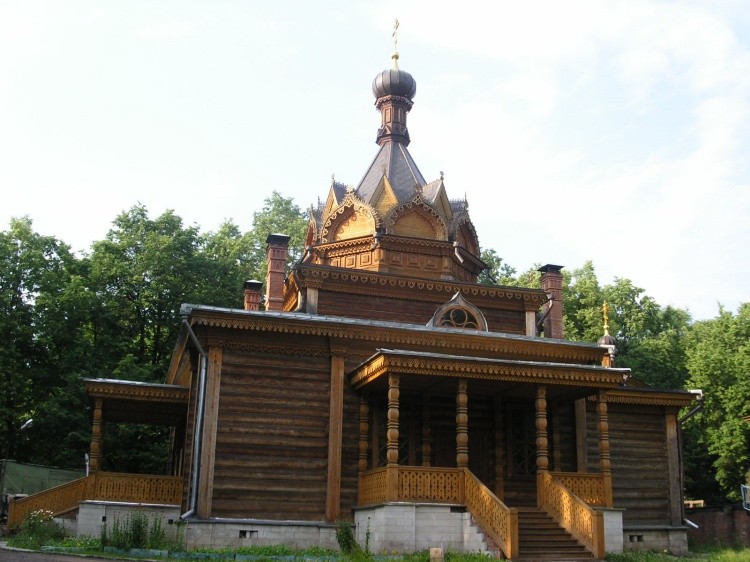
xmin=605 ymin=548 xmax=750 ymax=562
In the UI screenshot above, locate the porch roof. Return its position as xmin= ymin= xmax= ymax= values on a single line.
xmin=84 ymin=378 xmax=188 ymax=425
xmin=350 ymin=348 xmax=629 ymax=398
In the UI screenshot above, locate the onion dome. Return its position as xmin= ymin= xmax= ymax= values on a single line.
xmin=372 ymin=57 xmax=417 ymax=100
xmin=597 ymin=332 xmax=616 ymax=347
xmin=373 ymin=53 xmax=416 ymax=146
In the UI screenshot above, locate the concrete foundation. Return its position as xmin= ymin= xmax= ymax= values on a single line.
xmin=354 ymin=503 xmax=489 ymax=554
xmin=623 ymin=526 xmax=689 ymax=555
xmin=181 ymin=518 xmax=338 ymax=550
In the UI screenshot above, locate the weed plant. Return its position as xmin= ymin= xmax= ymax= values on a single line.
xmin=100 ymin=511 xmax=170 ymax=550
xmin=7 ymin=509 xmax=67 ymax=549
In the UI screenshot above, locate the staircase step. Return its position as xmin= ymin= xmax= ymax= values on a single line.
xmin=517 ymin=507 xmax=595 ymax=561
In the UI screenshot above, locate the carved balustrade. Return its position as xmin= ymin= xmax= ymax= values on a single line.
xmin=7 ymin=472 xmax=183 ymax=528
xmin=463 ymin=468 xmax=518 ymax=559
xmin=548 ymin=471 xmax=609 ymax=506
xmin=539 ymin=471 xmax=604 ymax=559
xmin=358 ymin=466 xmax=518 ymax=559
xmin=7 ymin=476 xmax=88 ymax=527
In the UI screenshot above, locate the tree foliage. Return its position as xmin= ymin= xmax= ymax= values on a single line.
xmin=684 ymin=305 xmax=750 ymax=500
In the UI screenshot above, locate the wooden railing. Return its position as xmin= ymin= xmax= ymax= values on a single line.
xmin=359 ymin=466 xmax=518 ymax=559
xmin=8 ymin=472 xmax=183 ymax=528
xmin=539 ymin=471 xmax=604 ymax=559
xmin=7 ymin=476 xmax=89 ymax=527
xmin=548 ymin=471 xmax=609 ymax=506
xmin=463 ymin=469 xmax=518 ymax=559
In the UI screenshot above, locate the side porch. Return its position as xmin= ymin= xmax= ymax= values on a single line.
xmin=8 ymin=378 xmax=188 ymax=532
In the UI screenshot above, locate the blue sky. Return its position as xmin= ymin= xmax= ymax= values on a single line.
xmin=1 ymin=1 xmax=748 ymax=321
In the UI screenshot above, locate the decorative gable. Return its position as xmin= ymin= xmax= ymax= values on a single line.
xmin=428 ymin=292 xmax=488 ymax=331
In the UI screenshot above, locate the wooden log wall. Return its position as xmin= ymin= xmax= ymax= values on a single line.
xmin=316 ymin=290 xmax=525 ymax=334
xmin=211 ymin=349 xmax=331 ymax=520
xmin=587 ymin=402 xmax=670 ymax=525
xmin=338 ymin=375 xmax=361 ymax=519
xmin=552 ymin=402 xmax=577 ymax=473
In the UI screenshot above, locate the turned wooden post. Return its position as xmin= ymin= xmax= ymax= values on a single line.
xmin=597 ymin=391 xmax=613 ymax=507
xmin=535 ymin=386 xmax=549 ymax=506
xmin=89 ymin=398 xmax=103 ymax=473
xmin=494 ymin=394 xmax=505 ymax=499
xmin=456 ymin=379 xmax=469 ymax=469
xmin=421 ymin=396 xmax=431 ymax=467
xmin=385 ymin=374 xmax=400 ymax=500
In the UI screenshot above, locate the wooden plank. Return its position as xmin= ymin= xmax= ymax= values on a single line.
xmin=197 ymin=346 xmax=222 ymax=518
xmin=326 ymin=355 xmax=345 ymax=521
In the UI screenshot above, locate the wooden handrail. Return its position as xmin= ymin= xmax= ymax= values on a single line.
xmin=463 ymin=468 xmax=518 ymax=559
xmin=7 ymin=472 xmax=183 ymax=528
xmin=539 ymin=471 xmax=604 ymax=558
xmin=7 ymin=475 xmax=89 ymax=528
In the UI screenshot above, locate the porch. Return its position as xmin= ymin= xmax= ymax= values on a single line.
xmin=8 ymin=378 xmax=189 ymax=529
xmin=350 ymin=349 xmax=627 ymax=559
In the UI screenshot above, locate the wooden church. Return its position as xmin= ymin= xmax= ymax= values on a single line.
xmin=10 ymin=49 xmax=697 ymax=559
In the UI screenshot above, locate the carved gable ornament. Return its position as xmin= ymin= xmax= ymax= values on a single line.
xmin=385 ymin=190 xmax=449 ymax=241
xmin=429 ymin=292 xmax=488 ymax=331
xmin=321 ymin=192 xmax=382 ymax=243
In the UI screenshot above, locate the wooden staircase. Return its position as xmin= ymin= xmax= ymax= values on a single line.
xmin=517 ymin=507 xmax=596 ymax=561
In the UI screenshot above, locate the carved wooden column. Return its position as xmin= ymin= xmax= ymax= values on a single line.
xmin=326 ymin=354 xmax=345 ymax=521
xmin=421 ymin=396 xmax=431 ymax=467
xmin=535 ymin=386 xmax=549 ymax=506
xmin=89 ymin=398 xmax=103 ymax=473
xmin=385 ymin=374 xmax=400 ymax=500
xmin=456 ymin=379 xmax=469 ymax=469
xmin=536 ymin=386 xmax=549 ymax=472
xmin=597 ymin=391 xmax=613 ymax=507
xmin=197 ymin=344 xmax=223 ymax=518
xmin=493 ymin=394 xmax=505 ymax=499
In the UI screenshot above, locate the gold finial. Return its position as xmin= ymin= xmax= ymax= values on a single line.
xmin=602 ymin=301 xmax=610 ymax=336
xmin=391 ymin=19 xmax=400 ymax=70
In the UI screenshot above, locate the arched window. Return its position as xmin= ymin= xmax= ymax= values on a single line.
xmin=428 ymin=292 xmax=488 ymax=331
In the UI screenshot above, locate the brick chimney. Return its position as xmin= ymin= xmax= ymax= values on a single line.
xmin=243 ymin=279 xmax=263 ymax=311
xmin=539 ymin=264 xmax=564 ymax=339
xmin=265 ymin=234 xmax=291 ymax=312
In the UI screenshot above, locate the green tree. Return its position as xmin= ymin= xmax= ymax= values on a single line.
xmin=684 ymin=304 xmax=750 ymax=501
xmin=478 ymin=249 xmax=517 ymax=286
xmin=0 ymin=218 xmax=80 ymax=463
xmin=243 ymin=191 xmax=308 ymax=294
xmin=562 ymin=261 xmax=604 ymax=342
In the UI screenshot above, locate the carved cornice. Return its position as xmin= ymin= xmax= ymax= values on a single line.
xmin=294 ymin=265 xmax=546 ymax=311
xmin=186 ymin=307 xmax=604 ymax=364
xmin=84 ymin=379 xmax=189 ymax=404
xmin=349 ymin=350 xmax=627 ymax=391
xmin=223 ymin=340 xmax=331 ymax=357
xmin=589 ymin=389 xmax=696 ymax=407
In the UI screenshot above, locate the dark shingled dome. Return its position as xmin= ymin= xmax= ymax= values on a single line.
xmin=372 ymin=68 xmax=417 ymax=100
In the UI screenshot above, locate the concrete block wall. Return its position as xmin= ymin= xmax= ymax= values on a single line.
xmin=75 ymin=501 xmax=181 ymax=541
xmin=623 ymin=527 xmax=688 ymax=555
xmin=354 ymin=503 xmax=488 ymax=554
xmin=183 ymin=519 xmax=338 ymax=550
xmin=599 ymin=508 xmax=624 ymax=553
